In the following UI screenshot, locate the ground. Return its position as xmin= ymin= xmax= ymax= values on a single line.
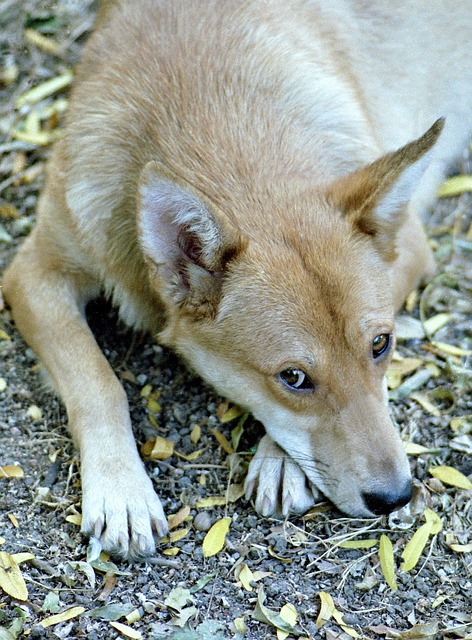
xmin=0 ymin=2 xmax=471 ymax=639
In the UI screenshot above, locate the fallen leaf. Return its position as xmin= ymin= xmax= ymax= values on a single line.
xmin=422 ymin=312 xmax=451 ymax=336
xmin=11 ymin=553 xmax=34 ymax=564
xmin=65 ymin=513 xmax=82 ymax=526
xmin=401 ymin=521 xmax=433 ymax=572
xmin=238 ymin=564 xmax=254 ymax=591
xmin=87 ymin=603 xmax=136 ymax=621
xmin=190 ymin=424 xmax=201 ymax=443
xmin=39 ymin=606 xmax=86 ymax=628
xmin=231 ymin=413 xmax=248 ymax=451
xmin=429 ymin=465 xmax=472 ymax=490
xmin=164 ymin=587 xmax=195 ymax=612
xmin=339 ymin=539 xmax=377 ymax=550
xmin=167 ymin=506 xmax=191 ymax=530
xmin=423 ymin=508 xmax=442 ymax=535
xmin=109 ymin=621 xmax=142 ymax=639
xmin=202 ymin=517 xmax=231 ymax=558
xmin=448 ymin=542 xmax=472 ymax=553
xmin=211 ymin=428 xmax=234 ymax=454
xmin=227 ymin=483 xmax=245 ymax=503
xmin=432 ymin=341 xmax=472 ymax=358
xmin=278 ymin=603 xmax=298 ymax=640
xmin=316 ymin=591 xmax=335 ymax=627
xmin=0 ymin=378 xmax=6 ymax=392
xmin=140 ymin=435 xmax=174 ymax=460
xmin=162 ymin=547 xmax=180 ymax=556
xmin=169 ymin=528 xmax=189 ymax=543
xmin=437 ymin=174 xmax=472 ymax=197
xmin=253 ymin=586 xmax=295 ymax=635
xmin=16 ymin=72 xmax=73 ymax=108
xmin=0 ymin=552 xmax=28 ymax=600
xmin=379 ymin=534 xmax=397 ymax=591
xmin=403 ymin=443 xmax=435 ymax=456
xmin=410 ymin=392 xmax=441 ymax=417
xmin=219 ymin=405 xmax=244 ymax=423
xmin=234 ymin=616 xmax=246 ymax=634
xmin=332 ymin=609 xmax=361 ymax=638
xmin=27 ymin=405 xmax=42 ymax=421
xmin=174 ymin=449 xmax=202 ymax=461
xmin=0 ymin=466 xmax=24 ymax=479
xmin=195 ymin=496 xmax=227 ymax=508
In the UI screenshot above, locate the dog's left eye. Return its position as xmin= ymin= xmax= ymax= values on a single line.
xmin=372 ymin=333 xmax=391 ymax=359
xmin=279 ymin=368 xmax=314 ymax=391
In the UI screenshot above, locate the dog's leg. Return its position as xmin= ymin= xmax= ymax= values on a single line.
xmin=3 ymin=230 xmax=168 ymax=558
xmin=392 ymin=205 xmax=436 ymax=309
xmin=244 ymin=434 xmax=319 ymax=516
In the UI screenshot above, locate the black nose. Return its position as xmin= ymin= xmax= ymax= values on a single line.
xmin=362 ymin=481 xmax=412 ymax=516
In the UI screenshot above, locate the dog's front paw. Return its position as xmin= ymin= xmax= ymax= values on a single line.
xmin=244 ymin=434 xmax=319 ymax=517
xmin=80 ymin=462 xmax=168 ymax=559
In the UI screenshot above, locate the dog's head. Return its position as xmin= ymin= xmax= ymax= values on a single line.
xmin=137 ymin=120 xmax=443 ymax=517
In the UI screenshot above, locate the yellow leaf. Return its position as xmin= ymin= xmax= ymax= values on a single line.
xmin=315 ymin=591 xmax=335 ymax=627
xmin=401 ymin=522 xmax=433 ymax=572
xmin=16 ymin=72 xmax=73 ymax=108
xmin=211 ymin=429 xmax=234 ymax=454
xmin=202 ymin=517 xmax=231 ymax=558
xmin=162 ymin=547 xmax=180 ymax=556
xmin=403 ymin=442 xmax=434 ymax=456
xmin=429 ymin=465 xmax=472 ymax=490
xmin=277 ymin=603 xmax=298 ymax=640
xmin=190 ymin=424 xmax=201 ymax=443
xmin=40 ymin=606 xmax=85 ymax=628
xmin=140 ymin=435 xmax=174 ymax=460
xmin=175 ymin=449 xmax=202 ymax=461
xmin=0 ymin=552 xmax=28 ymax=600
xmin=238 ymin=564 xmax=254 ymax=592
xmin=422 ymin=312 xmax=451 ymax=336
xmin=0 ymin=465 xmax=24 ymax=479
xmin=169 ymin=528 xmax=189 ymax=543
xmin=8 ymin=514 xmax=19 ymax=528
xmin=410 ymin=392 xmax=441 ymax=417
xmin=227 ymin=483 xmax=245 ymax=503
xmin=332 ymin=610 xmax=362 ymax=638
xmin=0 ymin=537 xmax=5 ymax=545
xmin=432 ymin=341 xmax=472 ymax=357
xmin=147 ymin=398 xmax=161 ymax=414
xmin=125 ymin=610 xmax=141 ymax=624
xmin=167 ymin=506 xmax=191 ymax=530
xmin=339 ymin=539 xmax=377 ymax=549
xmin=27 ymin=405 xmax=42 ymax=421
xmin=450 ymin=416 xmax=472 ymax=434
xmin=379 ymin=534 xmax=397 ymax=591
xmin=140 ymin=384 xmax=152 ymax=398
xmin=110 ymin=621 xmax=143 ymax=639
xmin=437 ymin=174 xmax=472 ymax=197
xmin=11 ymin=553 xmax=34 ymax=564
xmin=219 ymin=405 xmax=244 ymax=423
xmin=195 ymin=496 xmax=227 ymax=508
xmin=0 ymin=330 xmax=11 ymax=341
xmin=0 ymin=378 xmax=6 ymax=392
xmin=234 ymin=617 xmax=246 ymax=634
xmin=387 ymin=358 xmax=423 ymax=389
xmin=24 ymin=29 xmax=61 ymax=54
xmin=449 ymin=542 xmax=472 ymax=553
xmin=424 ymin=508 xmax=442 ymax=535
xmin=65 ymin=513 xmax=82 ymax=526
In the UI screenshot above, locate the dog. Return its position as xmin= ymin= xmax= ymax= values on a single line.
xmin=3 ymin=0 xmax=472 ymax=558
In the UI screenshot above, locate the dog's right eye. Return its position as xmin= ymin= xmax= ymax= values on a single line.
xmin=278 ymin=368 xmax=314 ymax=391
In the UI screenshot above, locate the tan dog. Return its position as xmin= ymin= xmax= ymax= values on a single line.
xmin=4 ymin=0 xmax=472 ymax=558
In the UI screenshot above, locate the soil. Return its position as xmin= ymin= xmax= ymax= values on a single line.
xmin=0 ymin=2 xmax=471 ymax=639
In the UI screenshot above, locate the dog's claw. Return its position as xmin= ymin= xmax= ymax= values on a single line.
xmin=246 ymin=434 xmax=318 ymax=517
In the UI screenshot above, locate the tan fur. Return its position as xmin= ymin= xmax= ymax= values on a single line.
xmin=3 ymin=0 xmax=471 ymax=558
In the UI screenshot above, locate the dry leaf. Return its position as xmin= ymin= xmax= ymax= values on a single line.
xmin=219 ymin=405 xmax=244 ymax=423
xmin=332 ymin=609 xmax=362 ymax=638
xmin=110 ymin=621 xmax=142 ymax=639
xmin=169 ymin=528 xmax=189 ymax=543
xmin=448 ymin=542 xmax=472 ymax=553
xmin=140 ymin=435 xmax=174 ymax=460
xmin=403 ymin=443 xmax=434 ymax=456
xmin=167 ymin=506 xmax=191 ymax=530
xmin=278 ymin=603 xmax=298 ymax=640
xmin=8 ymin=514 xmax=19 ymax=528
xmin=432 ymin=341 xmax=472 ymax=358
xmin=0 ymin=465 xmax=24 ymax=479
xmin=316 ymin=591 xmax=335 ymax=627
xmin=234 ymin=617 xmax=246 ymax=634
xmin=0 ymin=552 xmax=28 ymax=600
xmin=429 ymin=465 xmax=472 ymax=490
xmin=196 ymin=496 xmax=227 ymax=508
xmin=27 ymin=405 xmax=42 ymax=421
xmin=190 ymin=424 xmax=201 ymax=443
xmin=339 ymin=539 xmax=377 ymax=549
xmin=0 ymin=378 xmax=6 ymax=392
xmin=11 ymin=553 xmax=34 ymax=564
xmin=65 ymin=513 xmax=82 ymax=526
xmin=162 ymin=548 xmax=180 ymax=556
xmin=253 ymin=586 xmax=295 ymax=635
xmin=437 ymin=174 xmax=472 ymax=197
xmin=423 ymin=508 xmax=442 ymax=535
xmin=401 ymin=522 xmax=433 ymax=572
xmin=379 ymin=534 xmax=397 ymax=591
xmin=39 ymin=606 xmax=86 ymax=628
xmin=238 ymin=564 xmax=254 ymax=591
xmin=202 ymin=517 xmax=231 ymax=558
xmin=410 ymin=392 xmax=441 ymax=417
xmin=174 ymin=449 xmax=202 ymax=461
xmin=211 ymin=428 xmax=234 ymax=454
xmin=422 ymin=312 xmax=451 ymax=336
xmin=16 ymin=72 xmax=73 ymax=108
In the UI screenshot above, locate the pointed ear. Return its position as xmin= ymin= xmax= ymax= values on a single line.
xmin=327 ymin=118 xmax=444 ymax=260
xmin=138 ymin=161 xmax=246 ymax=317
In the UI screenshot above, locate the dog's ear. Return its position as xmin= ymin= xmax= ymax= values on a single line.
xmin=138 ymin=161 xmax=246 ymax=317
xmin=328 ymin=118 xmax=444 ymax=260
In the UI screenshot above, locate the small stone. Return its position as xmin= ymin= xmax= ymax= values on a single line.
xmin=194 ymin=511 xmax=212 ymax=532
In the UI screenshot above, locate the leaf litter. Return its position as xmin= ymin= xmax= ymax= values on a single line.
xmin=0 ymin=2 xmax=471 ymax=639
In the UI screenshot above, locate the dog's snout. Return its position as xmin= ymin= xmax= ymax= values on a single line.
xmin=362 ymin=481 xmax=412 ymax=516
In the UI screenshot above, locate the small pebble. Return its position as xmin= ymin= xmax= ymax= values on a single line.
xmin=194 ymin=511 xmax=212 ymax=532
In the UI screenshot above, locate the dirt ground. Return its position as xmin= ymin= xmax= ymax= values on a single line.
xmin=0 ymin=2 xmax=471 ymax=639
